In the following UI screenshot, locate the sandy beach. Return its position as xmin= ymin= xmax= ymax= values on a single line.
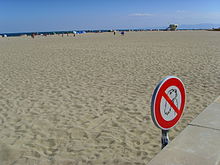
xmin=0 ymin=31 xmax=219 ymax=165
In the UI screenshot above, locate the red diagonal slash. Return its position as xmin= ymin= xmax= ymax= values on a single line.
xmin=162 ymin=92 xmax=180 ymax=114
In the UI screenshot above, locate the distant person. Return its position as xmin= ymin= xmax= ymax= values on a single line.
xmin=62 ymin=33 xmax=64 ymax=37
xmin=121 ymin=31 xmax=125 ymax=36
xmin=31 ymin=33 xmax=35 ymax=39
xmin=113 ymin=31 xmax=116 ymax=35
xmin=73 ymin=31 xmax=76 ymax=37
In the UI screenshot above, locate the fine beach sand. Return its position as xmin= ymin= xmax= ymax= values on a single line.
xmin=0 ymin=31 xmax=220 ymax=165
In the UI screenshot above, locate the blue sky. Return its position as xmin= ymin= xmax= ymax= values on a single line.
xmin=1 ymin=0 xmax=220 ymax=33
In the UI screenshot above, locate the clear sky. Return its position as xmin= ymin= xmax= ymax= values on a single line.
xmin=1 ymin=0 xmax=220 ymax=33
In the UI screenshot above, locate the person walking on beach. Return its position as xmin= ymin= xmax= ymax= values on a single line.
xmin=121 ymin=31 xmax=125 ymax=36
xmin=73 ymin=31 xmax=76 ymax=37
xmin=31 ymin=33 xmax=35 ymax=39
xmin=113 ymin=30 xmax=116 ymax=35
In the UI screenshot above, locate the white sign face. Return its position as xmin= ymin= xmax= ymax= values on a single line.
xmin=160 ymin=86 xmax=182 ymax=121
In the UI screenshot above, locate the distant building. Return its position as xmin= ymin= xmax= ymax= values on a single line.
xmin=167 ymin=24 xmax=178 ymax=31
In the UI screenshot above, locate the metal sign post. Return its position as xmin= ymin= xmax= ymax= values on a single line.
xmin=150 ymin=76 xmax=186 ymax=150
xmin=161 ymin=129 xmax=169 ymax=149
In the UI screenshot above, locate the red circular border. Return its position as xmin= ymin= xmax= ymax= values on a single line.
xmin=154 ymin=77 xmax=185 ymax=130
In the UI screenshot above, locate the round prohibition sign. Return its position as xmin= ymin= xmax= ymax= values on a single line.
xmin=151 ymin=76 xmax=186 ymax=130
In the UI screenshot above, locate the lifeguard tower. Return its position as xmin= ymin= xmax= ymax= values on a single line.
xmin=167 ymin=24 xmax=178 ymax=31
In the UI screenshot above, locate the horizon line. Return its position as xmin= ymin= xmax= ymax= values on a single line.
xmin=1 ymin=25 xmax=220 ymax=34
